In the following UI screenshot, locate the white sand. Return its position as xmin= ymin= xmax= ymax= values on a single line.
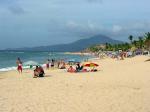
xmin=0 ymin=55 xmax=150 ymax=112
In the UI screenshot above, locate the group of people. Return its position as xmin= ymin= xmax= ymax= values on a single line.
xmin=46 ymin=59 xmax=55 ymax=69
xmin=16 ymin=58 xmax=66 ymax=78
xmin=67 ymin=62 xmax=99 ymax=73
xmin=46 ymin=59 xmax=66 ymax=69
xmin=16 ymin=57 xmax=98 ymax=77
xmin=67 ymin=63 xmax=88 ymax=73
xmin=16 ymin=57 xmax=45 ymax=78
xmin=104 ymin=51 xmax=129 ymax=60
xmin=57 ymin=60 xmax=66 ymax=69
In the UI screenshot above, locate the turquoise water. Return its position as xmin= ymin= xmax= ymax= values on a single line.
xmin=0 ymin=51 xmax=92 ymax=71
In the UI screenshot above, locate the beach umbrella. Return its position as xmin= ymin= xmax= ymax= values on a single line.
xmin=84 ymin=62 xmax=99 ymax=67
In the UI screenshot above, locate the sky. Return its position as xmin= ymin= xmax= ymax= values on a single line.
xmin=0 ymin=0 xmax=150 ymax=49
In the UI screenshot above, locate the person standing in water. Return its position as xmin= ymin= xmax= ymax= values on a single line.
xmin=16 ymin=57 xmax=23 ymax=74
xmin=51 ymin=59 xmax=55 ymax=68
xmin=46 ymin=59 xmax=50 ymax=70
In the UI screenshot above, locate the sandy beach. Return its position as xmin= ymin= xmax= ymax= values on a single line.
xmin=0 ymin=55 xmax=150 ymax=112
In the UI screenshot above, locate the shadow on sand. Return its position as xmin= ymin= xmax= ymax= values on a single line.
xmin=145 ymin=59 xmax=150 ymax=62
xmin=44 ymin=75 xmax=53 ymax=77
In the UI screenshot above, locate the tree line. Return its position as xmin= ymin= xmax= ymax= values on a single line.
xmin=88 ymin=32 xmax=150 ymax=52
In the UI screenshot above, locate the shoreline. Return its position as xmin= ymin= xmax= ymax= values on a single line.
xmin=0 ymin=55 xmax=149 ymax=74
xmin=64 ymin=52 xmax=93 ymax=56
xmin=0 ymin=53 xmax=95 ymax=73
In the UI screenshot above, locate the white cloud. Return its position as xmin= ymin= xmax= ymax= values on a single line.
xmin=65 ymin=20 xmax=150 ymax=40
xmin=112 ymin=25 xmax=123 ymax=33
xmin=66 ymin=21 xmax=79 ymax=28
xmin=0 ymin=0 xmax=25 ymax=15
xmin=0 ymin=0 xmax=150 ymax=49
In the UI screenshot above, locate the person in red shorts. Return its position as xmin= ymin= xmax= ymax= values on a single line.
xmin=16 ymin=57 xmax=23 ymax=74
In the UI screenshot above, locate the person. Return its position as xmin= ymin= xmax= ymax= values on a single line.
xmin=16 ymin=57 xmax=23 ymax=74
xmin=90 ymin=68 xmax=98 ymax=72
xmin=38 ymin=66 xmax=45 ymax=77
xmin=60 ymin=61 xmax=66 ymax=69
xmin=51 ymin=59 xmax=55 ymax=68
xmin=120 ymin=52 xmax=124 ymax=60
xmin=59 ymin=60 xmax=66 ymax=69
xmin=67 ymin=66 xmax=76 ymax=73
xmin=46 ymin=59 xmax=50 ymax=69
xmin=33 ymin=66 xmax=39 ymax=78
xmin=33 ymin=66 xmax=45 ymax=78
xmin=76 ymin=63 xmax=83 ymax=72
xmin=57 ymin=60 xmax=60 ymax=68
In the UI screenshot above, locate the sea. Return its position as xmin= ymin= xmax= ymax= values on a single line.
xmin=0 ymin=51 xmax=93 ymax=72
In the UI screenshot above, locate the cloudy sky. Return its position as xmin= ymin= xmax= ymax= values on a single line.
xmin=0 ymin=0 xmax=150 ymax=49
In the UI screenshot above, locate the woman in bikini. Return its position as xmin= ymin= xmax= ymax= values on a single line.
xmin=16 ymin=57 xmax=23 ymax=74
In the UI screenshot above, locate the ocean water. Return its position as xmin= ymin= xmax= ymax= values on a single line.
xmin=0 ymin=51 xmax=92 ymax=72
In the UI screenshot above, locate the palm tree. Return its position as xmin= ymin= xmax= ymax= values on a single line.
xmin=124 ymin=42 xmax=131 ymax=51
xmin=133 ymin=40 xmax=138 ymax=48
xmin=105 ymin=43 xmax=109 ymax=50
xmin=89 ymin=46 xmax=99 ymax=52
xmin=144 ymin=32 xmax=150 ymax=51
xmin=128 ymin=35 xmax=133 ymax=44
xmin=138 ymin=36 xmax=144 ymax=49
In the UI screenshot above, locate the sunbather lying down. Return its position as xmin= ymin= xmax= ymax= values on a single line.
xmin=90 ymin=69 xmax=98 ymax=72
xmin=33 ymin=66 xmax=45 ymax=78
xmin=76 ymin=63 xmax=83 ymax=72
xmin=67 ymin=65 xmax=97 ymax=73
xmin=67 ymin=66 xmax=76 ymax=73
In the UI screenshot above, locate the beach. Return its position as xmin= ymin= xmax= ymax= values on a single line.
xmin=0 ymin=55 xmax=150 ymax=112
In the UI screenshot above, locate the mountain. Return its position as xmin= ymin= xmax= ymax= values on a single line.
xmin=7 ymin=34 xmax=123 ymax=52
